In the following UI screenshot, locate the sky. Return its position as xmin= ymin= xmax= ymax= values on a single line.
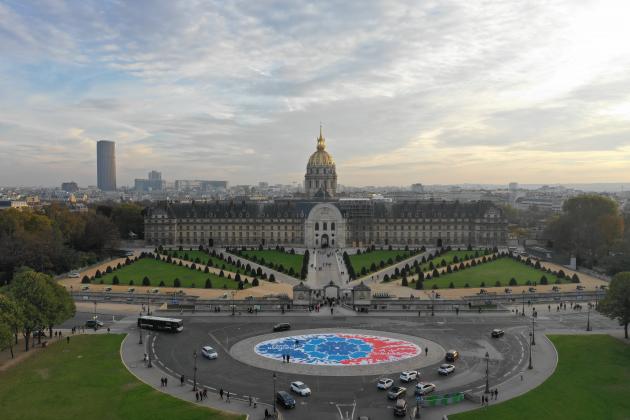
xmin=2 ymin=0 xmax=630 ymax=188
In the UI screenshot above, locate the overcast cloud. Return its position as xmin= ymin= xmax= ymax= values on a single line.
xmin=1 ymin=0 xmax=630 ymax=187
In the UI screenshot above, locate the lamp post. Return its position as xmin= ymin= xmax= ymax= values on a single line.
xmin=586 ymin=303 xmax=592 ymax=331
xmin=138 ymin=321 xmax=143 ymax=345
xmin=231 ymin=291 xmax=236 ymax=316
xmin=147 ymin=332 xmax=153 ymax=368
xmin=431 ymin=290 xmax=435 ymax=317
xmin=192 ymin=350 xmax=198 ymax=391
xmin=528 ymin=332 xmax=533 ymax=370
xmin=273 ymin=372 xmax=277 ymax=415
xmin=147 ymin=294 xmax=151 ymax=316
xmin=521 ymin=290 xmax=525 ymax=316
xmin=484 ymin=351 xmax=490 ymax=394
xmin=531 ymin=317 xmax=536 ymax=346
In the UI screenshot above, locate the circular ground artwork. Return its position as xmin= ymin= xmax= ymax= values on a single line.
xmin=254 ymin=333 xmax=422 ymax=365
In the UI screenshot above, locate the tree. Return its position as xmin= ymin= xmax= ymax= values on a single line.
xmin=545 ymin=195 xmax=623 ymax=267
xmin=0 ymin=293 xmax=22 ymax=358
xmin=7 ymin=269 xmax=56 ymax=351
xmin=173 ymin=278 xmax=181 ymax=287
xmin=415 ymin=278 xmax=423 ymax=290
xmin=252 ymin=277 xmax=259 ymax=287
xmin=401 ymin=276 xmax=408 ymax=287
xmin=112 ymin=275 xmax=119 ymax=285
xmin=43 ymin=278 xmax=75 ymax=338
xmin=205 ymin=278 xmax=213 ymax=288
xmin=238 ymin=281 xmax=244 ymax=290
xmin=509 ymin=277 xmax=517 ymax=286
xmin=599 ymin=272 xmax=630 ymax=338
xmin=142 ymin=276 xmax=151 ymax=286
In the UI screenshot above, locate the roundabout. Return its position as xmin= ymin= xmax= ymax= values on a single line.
xmin=232 ymin=328 xmax=445 ymax=375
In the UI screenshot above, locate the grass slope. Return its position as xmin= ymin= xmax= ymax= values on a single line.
xmin=451 ymin=335 xmax=630 ymax=420
xmin=0 ymin=334 xmax=243 ymax=420
xmin=418 ymin=258 xmax=562 ymax=288
xmin=99 ymin=258 xmax=248 ymax=289
xmin=349 ymin=250 xmax=412 ymax=275
xmin=240 ymin=250 xmax=304 ymax=275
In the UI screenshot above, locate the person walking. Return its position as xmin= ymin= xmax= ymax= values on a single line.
xmin=494 ymin=388 xmax=498 ymax=400
xmin=219 ymin=388 xmax=224 ymax=400
xmin=181 ymin=375 xmax=185 ymax=386
xmin=66 ymin=336 xmax=70 ymax=344
xmin=164 ymin=376 xmax=168 ymax=387
xmin=195 ymin=392 xmax=199 ymax=402
xmin=265 ymin=408 xmax=269 ymax=418
xmin=248 ymin=395 xmax=252 ymax=406
xmin=226 ymin=391 xmax=230 ymax=403
xmin=425 ymin=346 xmax=428 ymax=356
xmin=160 ymin=377 xmax=164 ymax=387
xmin=203 ymin=389 xmax=207 ymax=399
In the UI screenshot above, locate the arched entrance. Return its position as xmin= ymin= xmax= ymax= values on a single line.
xmin=305 ymin=203 xmax=346 ymax=248
xmin=321 ymin=234 xmax=329 ymax=248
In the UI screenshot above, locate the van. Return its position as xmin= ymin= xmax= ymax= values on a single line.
xmin=273 ymin=323 xmax=291 ymax=332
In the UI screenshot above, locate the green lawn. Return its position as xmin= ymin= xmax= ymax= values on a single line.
xmin=414 ymin=258 xmax=563 ymax=288
xmin=165 ymin=250 xmax=247 ymax=275
xmin=420 ymin=250 xmax=488 ymax=272
xmin=451 ymin=335 xmax=630 ymax=420
xmin=239 ymin=250 xmax=304 ymax=277
xmin=99 ymin=258 xmax=249 ymax=289
xmin=349 ymin=250 xmax=413 ymax=275
xmin=0 ymin=334 xmax=243 ymax=420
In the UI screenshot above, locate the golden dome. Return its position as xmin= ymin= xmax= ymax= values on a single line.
xmin=307 ymin=126 xmax=335 ymax=167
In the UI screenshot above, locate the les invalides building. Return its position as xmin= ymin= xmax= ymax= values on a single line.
xmin=144 ymin=129 xmax=507 ymax=248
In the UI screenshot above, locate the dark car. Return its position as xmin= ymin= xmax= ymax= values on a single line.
xmin=491 ymin=329 xmax=504 ymax=338
xmin=276 ymin=391 xmax=296 ymax=408
xmin=445 ymin=350 xmax=460 ymax=362
xmin=86 ymin=320 xmax=104 ymax=329
xmin=273 ymin=323 xmax=291 ymax=332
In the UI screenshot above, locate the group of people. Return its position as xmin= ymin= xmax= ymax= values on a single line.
xmin=218 ymin=388 xmax=230 ymax=402
xmin=281 ymin=353 xmax=292 ymax=363
xmin=160 ymin=376 xmax=168 ymax=387
xmin=481 ymin=388 xmax=499 ymax=406
xmin=195 ymin=388 xmax=208 ymax=401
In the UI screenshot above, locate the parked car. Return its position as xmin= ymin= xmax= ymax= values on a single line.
xmin=491 ymin=329 xmax=505 ymax=338
xmin=128 ymin=287 xmax=135 ymax=293
xmin=151 ymin=288 xmax=160 ymax=293
xmin=276 ymin=391 xmax=296 ymax=408
xmin=393 ymin=398 xmax=408 ymax=416
xmin=552 ymin=286 xmax=560 ymax=292
xmin=445 ymin=350 xmax=459 ymax=362
xmin=69 ymin=272 xmax=80 ymax=278
xmin=290 ymin=381 xmax=311 ymax=396
xmin=387 ymin=386 xmax=407 ymax=400
xmin=576 ymin=285 xmax=585 ymax=291
xmin=528 ymin=287 xmax=537 ymax=293
xmin=81 ymin=285 xmax=90 ymax=291
xmin=415 ymin=382 xmax=436 ymax=395
xmin=201 ymin=346 xmax=218 ymax=359
xmin=399 ymin=370 xmax=419 ymax=383
xmin=273 ymin=323 xmax=291 ymax=332
xmin=104 ymin=287 xmax=112 ymax=292
xmin=599 ymin=285 xmax=608 ymax=290
xmin=85 ymin=319 xmax=104 ymax=329
xmin=377 ymin=378 xmax=394 ymax=390
xmin=438 ymin=364 xmax=456 ymax=375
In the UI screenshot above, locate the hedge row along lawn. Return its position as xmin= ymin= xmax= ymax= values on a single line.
xmin=409 ymin=257 xmax=565 ymax=289
xmin=0 ymin=334 xmax=244 ymax=420
xmin=419 ymin=250 xmax=490 ymax=272
xmin=451 ymin=335 xmax=630 ymax=420
xmin=238 ymin=249 xmax=305 ymax=278
xmin=348 ymin=249 xmax=414 ymax=276
xmin=97 ymin=257 xmax=251 ymax=289
xmin=163 ymin=250 xmax=248 ymax=275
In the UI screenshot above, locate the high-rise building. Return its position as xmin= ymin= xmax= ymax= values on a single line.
xmin=97 ymin=140 xmax=116 ymax=191
xmin=135 ymin=170 xmax=164 ymax=192
xmin=148 ymin=170 xmax=162 ymax=181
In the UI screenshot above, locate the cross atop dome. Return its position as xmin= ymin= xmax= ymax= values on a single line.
xmin=317 ymin=123 xmax=326 ymax=151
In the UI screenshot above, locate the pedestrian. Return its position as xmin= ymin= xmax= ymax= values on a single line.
xmin=520 ymin=371 xmax=524 ymax=381
xmin=226 ymin=391 xmax=230 ymax=403
xmin=203 ymin=389 xmax=207 ymax=399
xmin=265 ymin=408 xmax=269 ymax=418
xmin=181 ymin=375 xmax=185 ymax=386
xmin=425 ymin=346 xmax=428 ymax=356
xmin=195 ymin=392 xmax=199 ymax=402
xmin=282 ymin=354 xmax=286 ymax=363
xmin=219 ymin=388 xmax=224 ymax=399
xmin=107 ymin=327 xmax=110 ymax=334
xmin=160 ymin=377 xmax=164 ymax=387
xmin=66 ymin=336 xmax=70 ymax=344
xmin=164 ymin=376 xmax=168 ymax=387
xmin=248 ymin=395 xmax=252 ymax=406
xmin=287 ymin=354 xmax=290 ymax=363
xmin=495 ymin=388 xmax=498 ymax=400
xmin=144 ymin=353 xmax=148 ymax=363
xmin=480 ymin=395 xmax=484 ymax=406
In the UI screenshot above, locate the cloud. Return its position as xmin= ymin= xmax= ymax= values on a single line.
xmin=1 ymin=0 xmax=630 ymax=186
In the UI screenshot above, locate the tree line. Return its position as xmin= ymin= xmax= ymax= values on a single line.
xmin=0 ymin=268 xmax=75 ymax=355
xmin=0 ymin=202 xmax=145 ymax=285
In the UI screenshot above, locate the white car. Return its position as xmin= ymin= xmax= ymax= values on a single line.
xmin=69 ymin=272 xmax=80 ymax=278
xmin=377 ymin=378 xmax=394 ymax=389
xmin=201 ymin=346 xmax=218 ymax=359
xmin=438 ymin=364 xmax=455 ymax=375
xmin=399 ymin=371 xmax=419 ymax=383
xmin=415 ymin=382 xmax=436 ymax=395
xmin=81 ymin=285 xmax=90 ymax=291
xmin=290 ymin=381 xmax=311 ymax=396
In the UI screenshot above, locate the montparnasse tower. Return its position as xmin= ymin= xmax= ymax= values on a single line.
xmin=304 ymin=125 xmax=337 ymax=199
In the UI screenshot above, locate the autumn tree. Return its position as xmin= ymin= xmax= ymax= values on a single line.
xmin=599 ymin=272 xmax=630 ymax=339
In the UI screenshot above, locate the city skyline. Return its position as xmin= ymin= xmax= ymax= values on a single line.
xmin=2 ymin=1 xmax=630 ymax=187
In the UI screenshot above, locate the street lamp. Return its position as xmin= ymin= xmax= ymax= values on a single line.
xmin=138 ymin=323 xmax=143 ymax=345
xmin=273 ymin=372 xmax=277 ymax=415
xmin=531 ymin=317 xmax=536 ymax=346
xmin=192 ymin=350 xmax=198 ymax=391
xmin=147 ymin=294 xmax=151 ymax=316
xmin=528 ymin=332 xmax=533 ymax=370
xmin=521 ymin=290 xmax=525 ymax=316
xmin=431 ymin=290 xmax=435 ymax=317
xmin=484 ymin=351 xmax=490 ymax=394
xmin=147 ymin=333 xmax=153 ymax=368
xmin=231 ymin=291 xmax=236 ymax=316
xmin=586 ymin=303 xmax=592 ymax=331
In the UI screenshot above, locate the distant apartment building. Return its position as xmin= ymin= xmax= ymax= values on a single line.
xmin=0 ymin=200 xmax=28 ymax=210
xmin=97 ymin=140 xmax=116 ymax=191
xmin=411 ymin=183 xmax=425 ymax=193
xmin=174 ymin=180 xmax=228 ymax=192
xmin=61 ymin=182 xmax=79 ymax=193
xmin=135 ymin=170 xmax=165 ymax=192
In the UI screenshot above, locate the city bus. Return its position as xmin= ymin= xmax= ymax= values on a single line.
xmin=137 ymin=316 xmax=184 ymax=332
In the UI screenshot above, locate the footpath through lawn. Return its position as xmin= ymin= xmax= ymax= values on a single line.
xmin=451 ymin=335 xmax=630 ymax=420
xmin=239 ymin=249 xmax=304 ymax=277
xmin=0 ymin=334 xmax=243 ymax=420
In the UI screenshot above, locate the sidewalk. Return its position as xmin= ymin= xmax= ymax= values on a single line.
xmin=120 ymin=333 xmax=264 ymax=419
